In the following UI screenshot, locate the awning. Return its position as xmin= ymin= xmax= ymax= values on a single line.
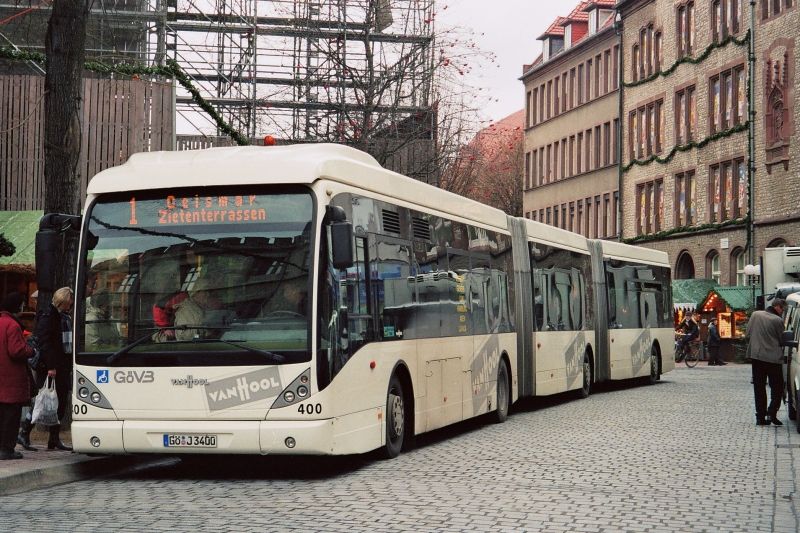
xmin=0 ymin=210 xmax=43 ymax=271
xmin=699 ymin=286 xmax=762 ymax=313
xmin=671 ymin=279 xmax=719 ymax=311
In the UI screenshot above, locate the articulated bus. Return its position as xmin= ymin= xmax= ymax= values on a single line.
xmin=46 ymin=144 xmax=673 ymax=458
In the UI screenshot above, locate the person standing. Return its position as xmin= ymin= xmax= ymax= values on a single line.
xmin=0 ymin=292 xmax=34 ymax=460
xmin=35 ymin=287 xmax=74 ymax=450
xmin=707 ymin=318 xmax=726 ymax=366
xmin=747 ymin=298 xmax=787 ymax=426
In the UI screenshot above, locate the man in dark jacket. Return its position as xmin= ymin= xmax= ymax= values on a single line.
xmin=747 ymin=298 xmax=787 ymax=426
xmin=34 ymin=287 xmax=74 ymax=450
xmin=707 ymin=318 xmax=726 ymax=366
xmin=0 ymin=292 xmax=34 ymax=460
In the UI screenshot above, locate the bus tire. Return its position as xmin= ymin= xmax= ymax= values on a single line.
xmin=492 ymin=359 xmax=510 ymax=423
xmin=648 ymin=346 xmax=660 ymax=385
xmin=381 ymin=374 xmax=406 ymax=459
xmin=579 ymin=353 xmax=592 ymax=398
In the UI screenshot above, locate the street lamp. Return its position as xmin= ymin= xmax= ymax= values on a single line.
xmin=744 ymin=264 xmax=761 ymax=311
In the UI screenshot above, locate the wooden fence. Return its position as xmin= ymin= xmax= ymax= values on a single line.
xmin=0 ymin=75 xmax=174 ymax=211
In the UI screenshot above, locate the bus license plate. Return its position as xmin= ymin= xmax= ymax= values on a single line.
xmin=163 ymin=434 xmax=217 ymax=448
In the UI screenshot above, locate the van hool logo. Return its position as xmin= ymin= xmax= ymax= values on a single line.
xmin=171 ymin=375 xmax=209 ymax=388
xmin=204 ymin=368 xmax=283 ymax=412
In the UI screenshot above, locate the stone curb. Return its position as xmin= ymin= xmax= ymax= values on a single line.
xmin=0 ymin=456 xmax=175 ymax=496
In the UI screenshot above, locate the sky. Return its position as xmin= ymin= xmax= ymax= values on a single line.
xmin=437 ymin=0 xmax=580 ymax=124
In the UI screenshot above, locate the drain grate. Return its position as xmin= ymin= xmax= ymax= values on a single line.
xmin=776 ymin=444 xmax=800 ymax=448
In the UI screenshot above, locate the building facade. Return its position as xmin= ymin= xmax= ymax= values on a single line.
xmin=617 ymin=0 xmax=799 ymax=285
xmin=521 ymin=1 xmax=621 ymax=239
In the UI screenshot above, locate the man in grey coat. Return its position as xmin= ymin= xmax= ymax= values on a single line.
xmin=747 ymin=298 xmax=786 ymax=426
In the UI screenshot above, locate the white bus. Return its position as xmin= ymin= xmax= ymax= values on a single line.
xmin=42 ymin=144 xmax=672 ymax=458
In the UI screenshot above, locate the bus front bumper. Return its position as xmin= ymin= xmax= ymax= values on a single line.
xmin=72 ymin=419 xmax=338 ymax=455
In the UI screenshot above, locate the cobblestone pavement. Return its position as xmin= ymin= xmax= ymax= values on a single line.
xmin=0 ymin=365 xmax=797 ymax=532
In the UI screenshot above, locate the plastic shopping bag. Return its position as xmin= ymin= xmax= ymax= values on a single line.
xmin=31 ymin=376 xmax=59 ymax=426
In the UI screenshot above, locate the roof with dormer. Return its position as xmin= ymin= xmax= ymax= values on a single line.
xmin=536 ymin=17 xmax=567 ymax=40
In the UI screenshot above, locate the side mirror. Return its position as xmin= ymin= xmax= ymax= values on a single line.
xmin=330 ymin=222 xmax=354 ymax=269
xmin=35 ymin=228 xmax=61 ymax=292
xmin=781 ymin=330 xmax=798 ymax=350
xmin=326 ymin=206 xmax=353 ymax=270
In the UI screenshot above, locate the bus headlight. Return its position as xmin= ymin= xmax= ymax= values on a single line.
xmin=270 ymin=369 xmax=312 ymax=409
xmin=74 ymin=371 xmax=113 ymax=410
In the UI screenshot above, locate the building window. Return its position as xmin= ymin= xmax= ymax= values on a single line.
xmin=636 ymin=178 xmax=664 ymax=235
xmin=629 ymin=99 xmax=664 ymax=160
xmin=677 ymin=3 xmax=695 ymax=57
xmin=675 ymin=170 xmax=696 ymax=226
xmin=631 ymin=45 xmax=640 ymax=82
xmin=576 ymin=133 xmax=583 ymax=174
xmin=569 ymin=68 xmax=576 ymax=109
xmin=586 ymin=59 xmax=593 ymax=101
xmin=710 ymin=65 xmax=745 ymax=133
xmin=707 ymin=251 xmax=721 ymax=283
xmin=612 ymin=45 xmax=620 ymax=90
xmin=763 ymin=0 xmax=795 ymax=20
xmin=675 ymin=85 xmax=697 ymax=144
xmin=713 ymin=0 xmax=742 ymax=42
xmin=577 ymin=64 xmax=584 ymax=105
xmin=709 ymin=158 xmax=746 ymax=222
xmin=731 ymin=248 xmax=746 ymax=286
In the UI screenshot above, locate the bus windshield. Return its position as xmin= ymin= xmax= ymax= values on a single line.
xmin=77 ymin=186 xmax=314 ymax=367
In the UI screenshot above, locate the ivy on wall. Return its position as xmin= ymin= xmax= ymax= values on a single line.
xmin=0 ymin=48 xmax=250 ymax=146
xmin=622 ymin=216 xmax=748 ymax=245
xmin=622 ymin=121 xmax=749 ymax=173
xmin=624 ymin=31 xmax=750 ymax=88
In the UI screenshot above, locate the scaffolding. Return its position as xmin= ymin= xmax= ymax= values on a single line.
xmin=0 ymin=0 xmax=437 ymax=180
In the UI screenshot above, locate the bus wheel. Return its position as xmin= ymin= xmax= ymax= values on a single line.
xmin=648 ymin=346 xmax=660 ymax=385
xmin=579 ymin=353 xmax=592 ymax=398
xmin=492 ymin=359 xmax=510 ymax=423
xmin=382 ymin=374 xmax=405 ymax=459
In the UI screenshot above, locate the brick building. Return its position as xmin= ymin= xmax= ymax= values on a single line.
xmin=617 ymin=0 xmax=799 ymax=285
xmin=521 ymin=1 xmax=622 ymax=239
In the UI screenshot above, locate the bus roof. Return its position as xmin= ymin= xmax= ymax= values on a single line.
xmin=597 ymin=239 xmax=669 ymax=267
xmin=522 ymin=218 xmax=589 ymax=253
xmin=87 ymin=144 xmax=510 ymax=231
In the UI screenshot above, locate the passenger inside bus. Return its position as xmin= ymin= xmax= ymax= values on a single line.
xmin=173 ymin=278 xmax=233 ymax=341
xmin=260 ymin=279 xmax=307 ymax=317
xmin=85 ymin=291 xmax=121 ymax=347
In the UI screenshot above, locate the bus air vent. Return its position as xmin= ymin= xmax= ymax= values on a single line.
xmin=382 ymin=209 xmax=401 ymax=234
xmin=412 ymin=216 xmax=432 ymax=241
xmin=786 ymin=249 xmax=800 ymax=257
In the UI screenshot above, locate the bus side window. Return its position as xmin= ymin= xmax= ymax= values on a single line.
xmin=533 ymin=270 xmax=545 ymax=331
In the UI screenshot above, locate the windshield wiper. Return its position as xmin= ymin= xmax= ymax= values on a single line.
xmin=205 ymin=338 xmax=286 ymax=363
xmin=106 ymin=331 xmax=157 ymax=364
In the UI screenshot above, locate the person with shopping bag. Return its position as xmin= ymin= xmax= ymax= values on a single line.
xmin=34 ymin=287 xmax=74 ymax=451
xmin=0 ymin=292 xmax=34 ymax=460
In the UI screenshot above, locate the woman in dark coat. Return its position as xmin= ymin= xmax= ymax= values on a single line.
xmin=34 ymin=287 xmax=74 ymax=451
xmin=0 ymin=292 xmax=34 ymax=460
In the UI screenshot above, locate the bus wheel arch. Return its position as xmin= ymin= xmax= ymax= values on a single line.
xmin=649 ymin=342 xmax=662 ymax=384
xmin=491 ymin=353 xmax=512 ymax=423
xmin=381 ymin=362 xmax=414 ymax=459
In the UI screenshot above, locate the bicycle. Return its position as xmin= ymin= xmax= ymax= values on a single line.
xmin=674 ymin=334 xmax=701 ymax=368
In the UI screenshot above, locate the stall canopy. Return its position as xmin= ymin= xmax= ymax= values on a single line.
xmin=699 ymin=286 xmax=762 ymax=314
xmin=0 ymin=211 xmax=43 ymax=274
xmin=671 ymin=279 xmax=719 ymax=312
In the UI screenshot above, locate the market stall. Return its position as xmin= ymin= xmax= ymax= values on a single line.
xmin=698 ymin=286 xmax=761 ymax=362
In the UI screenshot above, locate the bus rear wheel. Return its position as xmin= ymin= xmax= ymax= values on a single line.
xmin=648 ymin=347 xmax=660 ymax=385
xmin=579 ymin=353 xmax=592 ymax=398
xmin=381 ymin=374 xmax=405 ymax=459
xmin=492 ymin=359 xmax=510 ymax=423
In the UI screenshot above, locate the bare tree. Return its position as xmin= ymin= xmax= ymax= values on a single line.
xmin=42 ymin=0 xmax=90 ymax=299
xmin=441 ymin=112 xmax=524 ymax=215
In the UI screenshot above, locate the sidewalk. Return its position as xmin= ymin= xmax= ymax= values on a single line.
xmin=0 ymin=428 xmax=170 ymax=496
